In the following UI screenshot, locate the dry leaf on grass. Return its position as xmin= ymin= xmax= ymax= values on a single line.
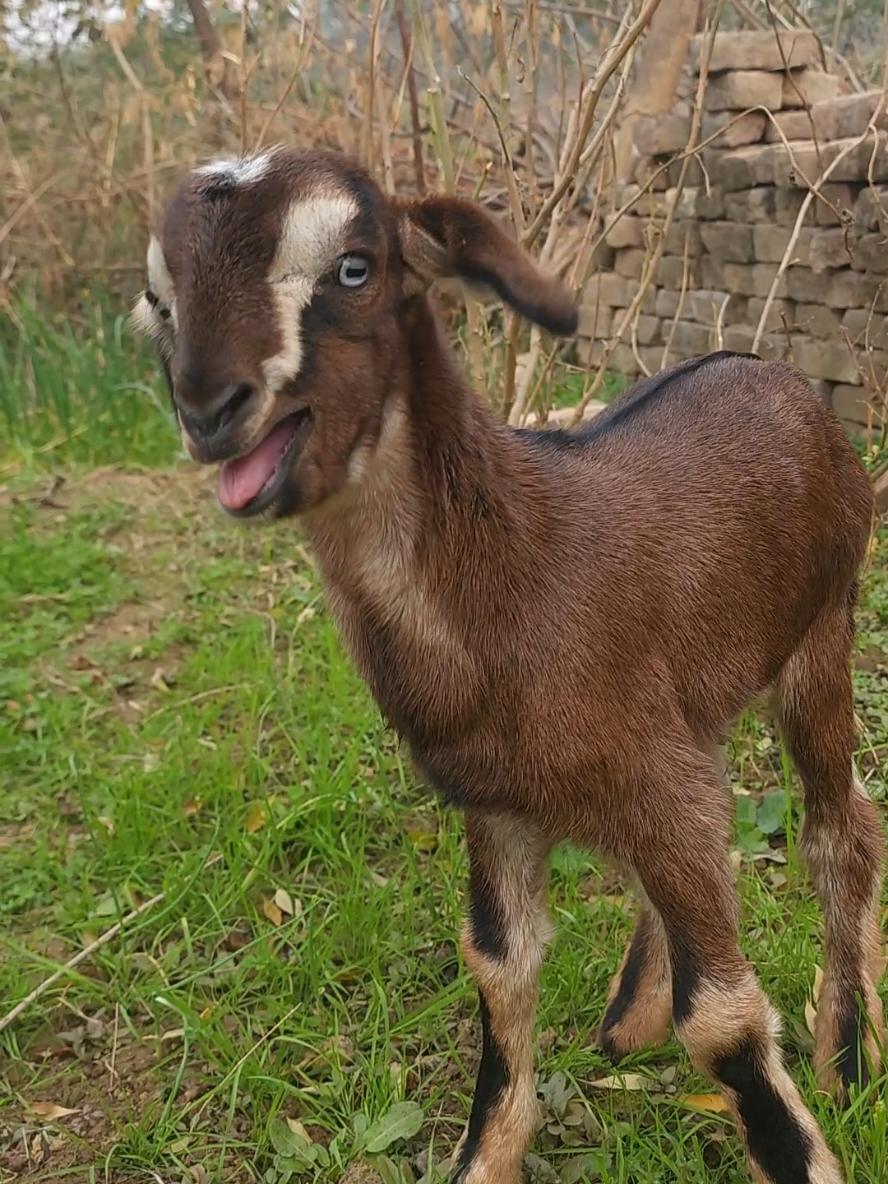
xmin=149 ymin=667 xmax=173 ymax=692
xmin=262 ymin=896 xmax=283 ymax=926
xmin=246 ymin=797 xmax=276 ymax=833
xmin=680 ymin=1093 xmax=731 ymax=1113
xmin=273 ymin=888 xmax=302 ymax=917
xmin=589 ymin=1072 xmax=657 ymax=1091
xmin=805 ymin=964 xmax=825 ymax=1037
xmin=286 ymin=1117 xmax=312 ymax=1142
xmin=26 ymin=1101 xmax=80 ymax=1120
xmin=407 ymin=828 xmax=438 ymax=853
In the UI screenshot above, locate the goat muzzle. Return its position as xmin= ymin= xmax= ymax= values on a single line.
xmin=174 ymin=379 xmax=259 ymax=460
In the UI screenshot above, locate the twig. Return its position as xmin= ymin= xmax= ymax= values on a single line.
xmin=0 ymin=172 xmax=69 ymax=248
xmin=106 ymin=30 xmax=144 ymax=93
xmin=491 ymin=0 xmax=526 ymax=235
xmin=831 ymin=0 xmax=849 ymax=59
xmin=715 ymin=292 xmax=731 ymax=349
xmin=255 ymin=16 xmax=318 ymax=149
xmin=659 ymin=229 xmax=693 ymax=370
xmin=523 ymin=0 xmax=664 ymax=250
xmin=408 ymin=0 xmax=486 ymax=387
xmin=394 ymin=0 xmax=426 ymax=194
xmin=508 ymin=19 xmax=641 ymax=424
xmin=408 ymin=0 xmax=453 ymax=191
xmin=568 ymin=1 xmax=720 ymax=426
xmin=364 ymin=0 xmax=388 ymax=173
xmin=523 ymin=0 xmax=539 ymax=215
xmin=460 ymin=72 xmax=524 ymax=232
xmin=753 ymin=96 xmax=888 ymax=352
xmin=763 ymin=1 xmax=825 ymax=178
xmin=239 ymin=0 xmax=250 ymax=155
xmin=0 ymin=893 xmax=165 ymax=1034
xmin=503 ymin=0 xmax=622 ymax=21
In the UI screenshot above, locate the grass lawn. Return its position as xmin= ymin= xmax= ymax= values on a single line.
xmin=1 ymin=308 xmax=887 ymax=1184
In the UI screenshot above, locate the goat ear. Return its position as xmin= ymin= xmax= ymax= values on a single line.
xmin=395 ymin=196 xmax=578 ymax=336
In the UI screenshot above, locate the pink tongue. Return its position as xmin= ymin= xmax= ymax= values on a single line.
xmin=218 ymin=418 xmax=296 ymax=510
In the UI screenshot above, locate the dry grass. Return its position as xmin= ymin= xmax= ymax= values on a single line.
xmin=2 ymin=0 xmax=887 ymax=434
xmin=1 ymin=0 xmax=668 ymax=426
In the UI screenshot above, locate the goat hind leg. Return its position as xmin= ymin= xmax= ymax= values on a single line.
xmin=776 ymin=605 xmax=887 ymax=1096
xmin=452 ymin=811 xmax=553 ymax=1184
xmin=598 ymin=884 xmax=672 ymax=1061
xmin=598 ymin=739 xmax=731 ymax=1061
xmin=630 ymin=784 xmax=844 ymax=1184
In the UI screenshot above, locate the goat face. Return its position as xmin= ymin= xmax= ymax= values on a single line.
xmin=133 ymin=147 xmax=577 ymax=519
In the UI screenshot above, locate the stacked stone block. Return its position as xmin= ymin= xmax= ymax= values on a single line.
xmin=576 ymin=30 xmax=888 ymax=432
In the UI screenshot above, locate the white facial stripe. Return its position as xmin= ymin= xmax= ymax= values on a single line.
xmin=195 ymin=152 xmax=274 ymax=186
xmin=263 ymin=279 xmax=313 ymax=395
xmin=147 ymin=235 xmax=175 ymax=306
xmin=262 ymin=192 xmax=359 ymax=394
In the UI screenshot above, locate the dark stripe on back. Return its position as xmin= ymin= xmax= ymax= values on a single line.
xmin=513 ymin=350 xmax=765 ymax=455
xmin=583 ymin=350 xmax=763 ymax=438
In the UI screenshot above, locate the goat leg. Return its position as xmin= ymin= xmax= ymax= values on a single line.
xmin=775 ymin=602 xmax=887 ymax=1097
xmin=452 ymin=811 xmax=553 ymax=1184
xmin=598 ymin=882 xmax=673 ymax=1060
xmin=628 ymin=786 xmax=845 ymax=1184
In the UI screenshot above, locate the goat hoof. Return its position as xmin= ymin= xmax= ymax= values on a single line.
xmin=597 ymin=1022 xmax=631 ymax=1065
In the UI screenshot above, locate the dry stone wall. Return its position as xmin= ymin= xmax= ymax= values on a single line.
xmin=577 ymin=30 xmax=888 ymax=433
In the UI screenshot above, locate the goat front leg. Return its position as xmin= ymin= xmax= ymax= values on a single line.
xmin=452 ymin=811 xmax=553 ymax=1184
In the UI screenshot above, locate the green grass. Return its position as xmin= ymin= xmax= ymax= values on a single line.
xmin=0 ymin=297 xmax=178 ymax=473
xmin=548 ymin=368 xmax=628 ymax=411
xmin=0 ymin=322 xmax=887 ymax=1184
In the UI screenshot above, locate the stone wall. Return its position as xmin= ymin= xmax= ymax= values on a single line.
xmin=577 ymin=30 xmax=888 ymax=433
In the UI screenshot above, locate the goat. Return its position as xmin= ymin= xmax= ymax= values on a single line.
xmin=132 ymin=146 xmax=886 ymax=1184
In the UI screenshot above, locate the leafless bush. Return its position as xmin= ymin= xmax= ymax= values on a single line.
xmin=1 ymin=0 xmax=681 ymax=423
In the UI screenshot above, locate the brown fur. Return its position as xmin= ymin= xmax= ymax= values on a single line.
xmin=132 ymin=147 xmax=886 ymax=1184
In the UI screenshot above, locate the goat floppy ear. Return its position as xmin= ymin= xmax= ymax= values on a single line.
xmin=395 ymin=195 xmax=578 ymax=336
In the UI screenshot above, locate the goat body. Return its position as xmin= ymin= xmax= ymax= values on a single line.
xmin=133 ymin=146 xmax=886 ymax=1184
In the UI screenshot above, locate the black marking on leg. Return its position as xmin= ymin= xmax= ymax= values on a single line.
xmin=836 ymin=988 xmax=870 ymax=1091
xmin=468 ymin=860 xmax=507 ymax=962
xmin=599 ymin=914 xmax=653 ymax=1060
xmin=669 ymin=940 xmax=700 ymax=1028
xmin=455 ymin=992 xmax=510 ymax=1180
xmin=714 ymin=1035 xmax=814 ymax=1184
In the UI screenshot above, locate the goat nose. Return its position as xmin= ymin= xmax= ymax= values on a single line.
xmin=176 ymin=380 xmax=258 ymax=441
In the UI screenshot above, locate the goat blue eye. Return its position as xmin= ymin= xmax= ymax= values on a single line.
xmin=336 ymin=255 xmax=369 ymax=288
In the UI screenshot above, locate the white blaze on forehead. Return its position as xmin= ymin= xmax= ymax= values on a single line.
xmin=262 ymin=191 xmax=359 ymax=395
xmin=194 ymin=151 xmax=274 ymax=186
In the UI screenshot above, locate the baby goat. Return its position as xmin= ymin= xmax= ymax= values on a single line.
xmin=132 ymin=147 xmax=886 ymax=1184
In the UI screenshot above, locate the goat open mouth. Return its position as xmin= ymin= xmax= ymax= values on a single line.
xmin=217 ymin=408 xmax=312 ymax=516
